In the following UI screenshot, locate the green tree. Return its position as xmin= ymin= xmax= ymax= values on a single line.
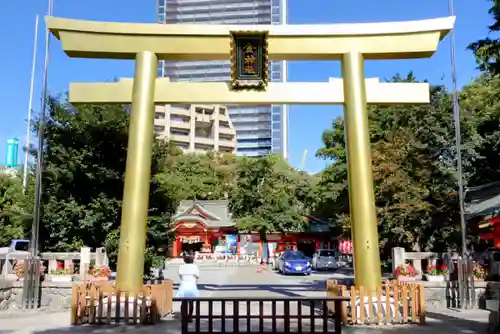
xmin=229 ymin=155 xmax=308 ymax=254
xmin=39 ymin=97 xmax=177 ymax=270
xmin=40 ymin=98 xmax=129 ymax=251
xmin=155 ymin=151 xmax=237 ymax=204
xmin=469 ymin=0 xmax=500 ymax=75
xmin=314 ymin=75 xmax=463 ymax=255
xmin=0 ymin=173 xmax=32 ymax=246
xmin=460 ymin=74 xmax=500 ymax=186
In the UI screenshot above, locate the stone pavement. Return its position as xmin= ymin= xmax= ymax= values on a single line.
xmin=0 ymin=266 xmax=495 ymax=334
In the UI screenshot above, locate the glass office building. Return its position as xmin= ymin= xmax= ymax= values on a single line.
xmin=156 ymin=0 xmax=288 ymax=157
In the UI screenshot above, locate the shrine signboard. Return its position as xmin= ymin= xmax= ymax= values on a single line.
xmin=230 ymin=31 xmax=269 ymax=90
xmin=181 ymin=236 xmax=202 ymax=244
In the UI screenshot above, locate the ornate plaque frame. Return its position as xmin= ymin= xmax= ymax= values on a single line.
xmin=230 ymin=31 xmax=269 ymax=90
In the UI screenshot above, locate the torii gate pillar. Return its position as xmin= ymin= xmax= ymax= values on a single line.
xmin=47 ymin=16 xmax=454 ymax=292
xmin=115 ymin=51 xmax=158 ymax=287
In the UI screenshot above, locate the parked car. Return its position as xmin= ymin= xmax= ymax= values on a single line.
xmin=0 ymin=239 xmax=30 ymax=255
xmin=337 ymin=254 xmax=352 ymax=267
xmin=312 ymin=249 xmax=339 ymax=271
xmin=275 ymin=251 xmax=311 ymax=275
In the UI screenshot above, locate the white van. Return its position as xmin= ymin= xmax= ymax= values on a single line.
xmin=311 ymin=249 xmax=339 ymax=271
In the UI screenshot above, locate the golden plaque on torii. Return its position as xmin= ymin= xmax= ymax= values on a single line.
xmin=230 ymin=31 xmax=269 ymax=90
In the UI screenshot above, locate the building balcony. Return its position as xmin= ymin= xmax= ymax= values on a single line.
xmin=153 ymin=120 xmax=166 ymax=128
xmin=219 ymin=139 xmax=236 ymax=149
xmin=170 ymin=134 xmax=191 ymax=144
xmin=170 ymin=108 xmax=191 ymax=116
xmin=170 ymin=121 xmax=190 ymax=130
xmin=218 ymin=113 xmax=231 ymax=121
xmin=219 ymin=127 xmax=235 ymax=136
xmin=195 ymin=137 xmax=215 ymax=146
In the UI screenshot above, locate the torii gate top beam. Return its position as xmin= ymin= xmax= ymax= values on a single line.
xmin=46 ymin=16 xmax=455 ymax=61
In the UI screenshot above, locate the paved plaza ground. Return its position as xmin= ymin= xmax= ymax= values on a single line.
xmin=0 ymin=266 xmax=494 ymax=334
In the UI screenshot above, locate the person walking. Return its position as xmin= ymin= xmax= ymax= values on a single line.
xmin=176 ymin=254 xmax=200 ymax=322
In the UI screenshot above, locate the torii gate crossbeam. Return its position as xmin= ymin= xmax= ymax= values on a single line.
xmin=47 ymin=16 xmax=455 ymax=293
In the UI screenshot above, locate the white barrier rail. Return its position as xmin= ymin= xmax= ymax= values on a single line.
xmin=166 ymin=254 xmax=261 ymax=267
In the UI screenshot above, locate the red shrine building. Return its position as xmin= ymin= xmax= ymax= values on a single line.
xmin=169 ymin=200 xmax=342 ymax=257
xmin=477 ymin=210 xmax=500 ymax=248
xmin=170 ymin=200 xmax=236 ymax=256
xmin=465 ymin=182 xmax=500 ymax=250
xmin=479 ymin=216 xmax=500 ymax=247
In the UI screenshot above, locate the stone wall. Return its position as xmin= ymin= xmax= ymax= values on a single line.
xmin=421 ymin=280 xmax=488 ymax=308
xmin=0 ymin=280 xmax=72 ymax=311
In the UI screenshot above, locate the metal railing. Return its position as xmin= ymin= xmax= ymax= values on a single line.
xmin=173 ymin=296 xmax=348 ymax=334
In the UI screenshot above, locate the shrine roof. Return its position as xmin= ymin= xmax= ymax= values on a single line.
xmin=173 ymin=200 xmax=234 ymax=228
xmin=465 ymin=182 xmax=500 ymax=219
xmin=305 ymin=216 xmax=331 ymax=233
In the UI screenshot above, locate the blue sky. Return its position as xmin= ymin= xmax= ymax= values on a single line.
xmin=0 ymin=0 xmax=492 ymax=173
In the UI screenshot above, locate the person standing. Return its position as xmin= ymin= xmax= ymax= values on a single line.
xmin=176 ymin=254 xmax=200 ymax=321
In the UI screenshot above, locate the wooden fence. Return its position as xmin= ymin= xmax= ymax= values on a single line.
xmin=71 ymin=280 xmax=173 ymax=325
xmin=173 ymin=296 xmax=348 ymax=334
xmin=326 ymin=280 xmax=425 ymax=325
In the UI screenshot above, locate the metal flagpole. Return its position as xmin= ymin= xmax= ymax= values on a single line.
xmin=31 ymin=0 xmax=53 ymax=258
xmin=448 ymin=0 xmax=467 ymax=256
xmin=22 ymin=15 xmax=40 ymax=194
xmin=22 ymin=0 xmax=53 ymax=309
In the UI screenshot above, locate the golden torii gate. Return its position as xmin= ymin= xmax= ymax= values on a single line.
xmin=47 ymin=16 xmax=454 ymax=292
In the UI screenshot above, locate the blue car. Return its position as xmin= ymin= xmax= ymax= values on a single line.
xmin=276 ymin=251 xmax=312 ymax=275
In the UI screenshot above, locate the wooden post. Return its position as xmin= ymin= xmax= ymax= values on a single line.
xmin=71 ymin=284 xmax=79 ymax=324
xmin=419 ymin=284 xmax=426 ymax=324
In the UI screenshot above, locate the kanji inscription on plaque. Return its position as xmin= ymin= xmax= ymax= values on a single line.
xmin=230 ymin=31 xmax=269 ymax=90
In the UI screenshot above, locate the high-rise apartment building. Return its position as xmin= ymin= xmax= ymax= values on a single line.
xmin=154 ymin=104 xmax=237 ymax=154
xmin=156 ymin=0 xmax=288 ymax=158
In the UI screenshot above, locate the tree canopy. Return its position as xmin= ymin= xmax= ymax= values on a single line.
xmin=314 ymin=75 xmax=460 ymax=254
xmin=34 ymin=98 xmax=178 ymax=269
xmin=469 ymin=0 xmax=500 ymax=75
xmin=229 ymin=155 xmax=309 ymax=238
